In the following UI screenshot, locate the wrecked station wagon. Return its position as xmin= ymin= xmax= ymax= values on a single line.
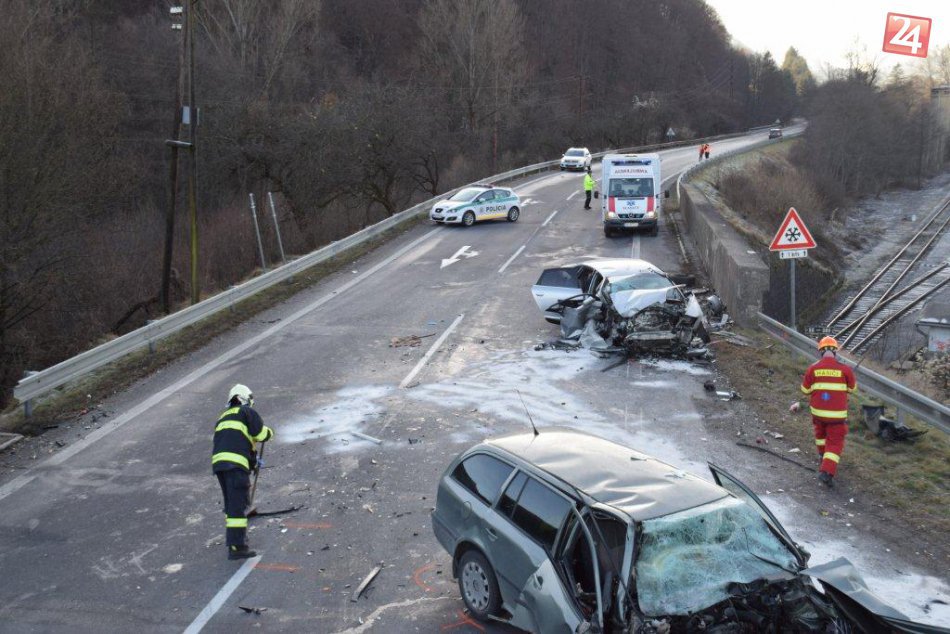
xmin=531 ymin=259 xmax=712 ymax=356
xmin=432 ymin=428 xmax=948 ymax=633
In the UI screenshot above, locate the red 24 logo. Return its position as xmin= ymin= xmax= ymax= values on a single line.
xmin=882 ymin=13 xmax=931 ymax=58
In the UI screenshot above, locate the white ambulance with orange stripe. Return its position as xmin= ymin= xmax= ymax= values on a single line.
xmin=600 ymin=153 xmax=668 ymax=237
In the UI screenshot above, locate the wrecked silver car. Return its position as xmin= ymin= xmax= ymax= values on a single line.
xmin=432 ymin=428 xmax=948 ymax=634
xmin=531 ymin=259 xmax=712 ymax=356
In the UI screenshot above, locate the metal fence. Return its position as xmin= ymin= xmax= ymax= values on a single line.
xmin=758 ymin=312 xmax=950 ymax=434
xmin=13 ymin=128 xmax=768 ymax=412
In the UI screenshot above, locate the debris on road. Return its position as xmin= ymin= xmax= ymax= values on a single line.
xmin=703 ymin=380 xmax=716 ymax=391
xmin=351 ymin=431 xmax=382 ymax=445
xmin=736 ymin=441 xmax=813 ymax=471
xmin=351 ymin=564 xmax=383 ymax=602
xmin=862 ymin=405 xmax=928 ymax=442
xmin=249 ymin=504 xmax=303 ymax=519
xmin=715 ymin=390 xmax=740 ymax=401
xmin=389 ymin=333 xmax=435 ymax=348
xmin=238 ymin=606 xmax=267 ymax=615
xmin=0 ymin=433 xmax=24 ymax=452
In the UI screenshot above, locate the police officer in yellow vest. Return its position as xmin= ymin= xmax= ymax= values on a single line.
xmin=212 ymin=384 xmax=274 ymax=559
xmin=583 ymin=168 xmax=596 ymax=210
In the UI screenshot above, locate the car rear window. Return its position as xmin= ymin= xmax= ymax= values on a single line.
xmin=536 ymin=267 xmax=581 ymax=288
xmin=510 ymin=478 xmax=572 ymax=552
xmin=452 ymin=454 xmax=514 ymax=505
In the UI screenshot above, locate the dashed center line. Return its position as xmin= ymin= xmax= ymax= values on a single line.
xmin=399 ymin=314 xmax=465 ymax=388
xmin=630 ymin=234 xmax=641 ymax=259
xmin=498 ymin=245 xmax=526 ymax=274
xmin=542 ymin=209 xmax=559 ymax=227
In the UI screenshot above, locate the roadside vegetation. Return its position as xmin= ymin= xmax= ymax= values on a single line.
xmin=1 ymin=0 xmax=805 ymax=408
xmin=715 ymin=330 xmax=950 ymax=556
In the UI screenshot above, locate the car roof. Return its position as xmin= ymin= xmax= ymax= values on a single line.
xmin=483 ymin=428 xmax=728 ymax=521
xmin=578 ymin=258 xmax=663 ymax=278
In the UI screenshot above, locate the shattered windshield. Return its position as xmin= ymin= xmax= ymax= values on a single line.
xmin=635 ymin=497 xmax=798 ymax=616
xmin=607 ymin=272 xmax=671 ymax=293
xmin=448 ymin=188 xmax=484 ymax=202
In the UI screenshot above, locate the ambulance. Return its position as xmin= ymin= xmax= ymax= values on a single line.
xmin=600 ymin=153 xmax=668 ymax=237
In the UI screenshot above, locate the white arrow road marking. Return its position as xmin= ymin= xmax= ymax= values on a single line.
xmin=520 ymin=198 xmax=534 ymax=206
xmin=440 ymin=245 xmax=479 ymax=269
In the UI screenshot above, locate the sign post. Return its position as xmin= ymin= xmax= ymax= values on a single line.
xmin=768 ymin=207 xmax=817 ymax=330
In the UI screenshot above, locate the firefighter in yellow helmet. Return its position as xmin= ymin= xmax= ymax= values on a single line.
xmin=790 ymin=337 xmax=856 ymax=487
xmin=212 ymin=384 xmax=274 ymax=559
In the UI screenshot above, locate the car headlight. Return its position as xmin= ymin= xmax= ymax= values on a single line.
xmin=607 ymin=211 xmax=617 ymax=219
xmin=645 ymin=210 xmax=656 ymax=217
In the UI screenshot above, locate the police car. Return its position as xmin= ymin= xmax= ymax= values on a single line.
xmin=430 ymin=184 xmax=520 ymax=227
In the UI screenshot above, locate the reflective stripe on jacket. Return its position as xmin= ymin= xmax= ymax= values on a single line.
xmin=801 ymin=356 xmax=856 ymax=422
xmin=212 ymin=405 xmax=273 ymax=472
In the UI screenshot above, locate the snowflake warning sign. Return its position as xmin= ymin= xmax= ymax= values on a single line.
xmin=769 ymin=207 xmax=816 ymax=251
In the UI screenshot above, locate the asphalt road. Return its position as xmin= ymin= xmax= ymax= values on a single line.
xmin=1 ymin=131 xmax=946 ymax=633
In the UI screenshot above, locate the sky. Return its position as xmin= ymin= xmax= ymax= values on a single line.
xmin=705 ymin=0 xmax=949 ymax=77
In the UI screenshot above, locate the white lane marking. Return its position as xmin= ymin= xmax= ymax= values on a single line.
xmin=0 ymin=228 xmax=442 ymax=504
xmin=498 ymin=245 xmax=526 ymax=274
xmin=630 ymin=234 xmax=641 ymax=259
xmin=521 ymin=198 xmax=534 ymax=206
xmin=440 ymin=245 xmax=478 ymax=269
xmin=182 ymin=555 xmax=261 ymax=634
xmin=399 ymin=314 xmax=465 ymax=389
xmin=566 ymin=190 xmax=580 ymax=200
xmin=542 ymin=210 xmax=559 ymax=227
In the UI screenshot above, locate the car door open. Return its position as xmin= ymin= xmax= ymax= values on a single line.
xmin=532 ymin=266 xmax=585 ymax=323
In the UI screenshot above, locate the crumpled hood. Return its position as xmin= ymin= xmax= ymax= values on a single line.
xmin=607 ymin=288 xmax=670 ymax=317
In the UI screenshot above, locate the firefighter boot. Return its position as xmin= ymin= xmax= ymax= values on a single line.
xmin=818 ymin=471 xmax=834 ymax=488
xmin=228 ymin=545 xmax=257 ymax=560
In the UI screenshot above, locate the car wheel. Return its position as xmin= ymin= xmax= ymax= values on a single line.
xmin=462 ymin=211 xmax=476 ymax=227
xmin=507 ymin=206 xmax=520 ymax=222
xmin=604 ymin=226 xmax=613 ymax=238
xmin=649 ymin=223 xmax=659 ymax=237
xmin=458 ymin=550 xmax=501 ymax=620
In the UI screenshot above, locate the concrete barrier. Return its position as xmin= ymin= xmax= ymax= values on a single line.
xmin=677 ymin=181 xmax=769 ymax=326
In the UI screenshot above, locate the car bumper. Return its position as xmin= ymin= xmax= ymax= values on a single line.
xmin=560 ymin=164 xmax=586 ymax=170
xmin=605 ymin=217 xmax=657 ymax=231
xmin=431 ymin=510 xmax=456 ymax=557
xmin=430 ymin=213 xmax=462 ymax=224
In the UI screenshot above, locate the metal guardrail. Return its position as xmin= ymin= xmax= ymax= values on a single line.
xmin=757 ymin=312 xmax=950 ymax=434
xmin=13 ymin=127 xmax=771 ymax=411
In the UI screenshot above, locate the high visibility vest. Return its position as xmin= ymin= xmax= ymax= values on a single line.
xmin=212 ymin=405 xmax=274 ymax=472
xmin=801 ymin=356 xmax=856 ymax=422
xmin=584 ymin=174 xmax=595 ymax=191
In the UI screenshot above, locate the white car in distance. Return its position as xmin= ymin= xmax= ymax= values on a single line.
xmin=560 ymin=147 xmax=592 ymax=171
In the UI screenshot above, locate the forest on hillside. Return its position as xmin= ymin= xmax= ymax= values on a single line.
xmin=0 ymin=0 xmax=827 ymax=406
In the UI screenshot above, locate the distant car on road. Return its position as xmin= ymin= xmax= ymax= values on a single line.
xmin=430 ymin=185 xmax=520 ymax=227
xmin=560 ymin=147 xmax=592 ymax=171
xmin=769 ymin=127 xmax=783 ymax=139
xmin=432 ymin=428 xmax=947 ymax=634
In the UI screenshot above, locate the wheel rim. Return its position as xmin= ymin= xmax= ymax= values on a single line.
xmin=509 ymin=207 xmax=519 ymax=221
xmin=461 ymin=561 xmax=491 ymax=611
xmin=463 ymin=212 xmax=475 ymax=226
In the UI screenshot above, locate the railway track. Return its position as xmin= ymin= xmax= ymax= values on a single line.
xmin=824 ymin=195 xmax=950 ymax=352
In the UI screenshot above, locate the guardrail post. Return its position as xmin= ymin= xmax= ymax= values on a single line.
xmin=22 ymin=371 xmax=38 ymax=418
xmin=146 ymin=320 xmax=157 ymax=353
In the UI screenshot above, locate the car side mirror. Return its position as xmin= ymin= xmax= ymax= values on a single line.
xmin=664 ymin=190 xmax=670 ymax=199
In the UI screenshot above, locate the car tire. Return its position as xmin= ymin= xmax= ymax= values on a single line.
xmin=507 ymin=206 xmax=520 ymax=222
xmin=604 ymin=226 xmax=614 ymax=238
xmin=457 ymin=550 xmax=501 ymax=620
xmin=462 ymin=211 xmax=476 ymax=227
xmin=649 ymin=223 xmax=659 ymax=237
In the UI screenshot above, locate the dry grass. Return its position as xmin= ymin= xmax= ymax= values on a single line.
xmin=715 ymin=329 xmax=950 ymax=538
xmin=1 ymin=216 xmax=426 ymax=435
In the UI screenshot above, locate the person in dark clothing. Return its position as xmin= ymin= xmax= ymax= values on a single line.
xmin=212 ymin=384 xmax=274 ymax=560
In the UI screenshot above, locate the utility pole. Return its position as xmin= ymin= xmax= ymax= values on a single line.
xmin=161 ymin=6 xmax=186 ymax=314
xmin=186 ymin=0 xmax=200 ymax=305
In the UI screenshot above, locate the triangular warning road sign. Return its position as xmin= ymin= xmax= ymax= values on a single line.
xmin=769 ymin=207 xmax=816 ymax=251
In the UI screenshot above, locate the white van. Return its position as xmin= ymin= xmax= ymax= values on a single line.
xmin=600 ymin=153 xmax=668 ymax=237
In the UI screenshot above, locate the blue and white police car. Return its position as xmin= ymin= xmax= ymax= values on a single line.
xmin=430 ymin=184 xmax=521 ymax=227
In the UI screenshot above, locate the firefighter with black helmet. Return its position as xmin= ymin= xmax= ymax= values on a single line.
xmin=212 ymin=384 xmax=274 ymax=559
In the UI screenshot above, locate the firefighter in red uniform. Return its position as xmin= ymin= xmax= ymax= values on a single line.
xmin=791 ymin=337 xmax=856 ymax=487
